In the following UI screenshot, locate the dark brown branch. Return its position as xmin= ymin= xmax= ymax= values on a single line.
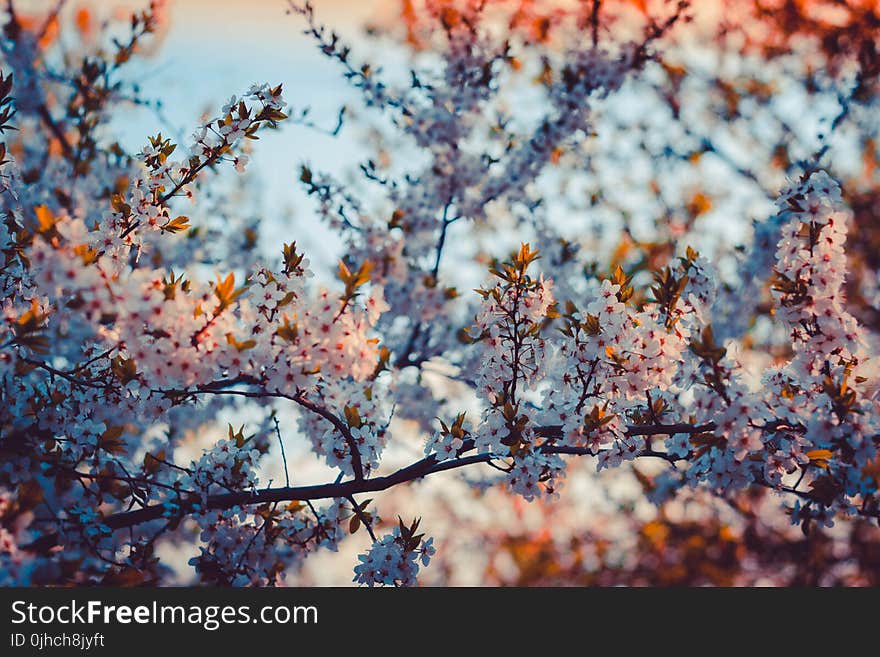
xmin=590 ymin=0 xmax=602 ymax=48
xmin=90 ymin=421 xmax=717 ymax=533
xmin=536 ymin=421 xmax=716 ymax=440
xmin=291 ymin=393 xmax=365 ymax=481
xmin=101 ymin=452 xmax=462 ymax=531
xmin=26 ymin=416 xmax=877 ymax=549
xmin=165 ymin=380 xmax=366 ymax=480
xmin=36 ymin=103 xmax=75 ymax=162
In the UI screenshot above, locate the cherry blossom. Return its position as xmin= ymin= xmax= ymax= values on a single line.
xmin=0 ymin=0 xmax=878 ymax=589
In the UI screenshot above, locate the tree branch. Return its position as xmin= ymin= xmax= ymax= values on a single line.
xmin=291 ymin=393 xmax=365 ymax=481
xmin=83 ymin=421 xmax=716 ymax=533
xmin=36 ymin=103 xmax=75 ymax=163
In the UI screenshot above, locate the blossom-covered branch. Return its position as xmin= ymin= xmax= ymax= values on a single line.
xmin=1 ymin=0 xmax=878 ymax=587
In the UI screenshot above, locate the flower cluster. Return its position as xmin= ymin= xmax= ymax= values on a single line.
xmin=182 ymin=425 xmax=268 ymax=505
xmin=190 ymin=498 xmax=349 ymax=586
xmin=760 ymin=171 xmax=877 ymax=520
xmin=536 ymin=255 xmax=707 ymax=475
xmin=352 ymin=518 xmax=434 ymax=587
xmin=434 ymin=170 xmax=879 ymax=534
xmin=297 ymin=378 xmax=393 ymax=477
xmin=464 ymin=244 xmax=555 ymax=462
xmin=111 ymin=84 xmax=287 ymax=242
xmin=771 ymin=171 xmax=861 ymax=368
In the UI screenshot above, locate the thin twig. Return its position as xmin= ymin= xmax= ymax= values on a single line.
xmin=346 ymin=495 xmax=378 ymax=542
xmin=272 ymin=413 xmax=291 ymax=488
